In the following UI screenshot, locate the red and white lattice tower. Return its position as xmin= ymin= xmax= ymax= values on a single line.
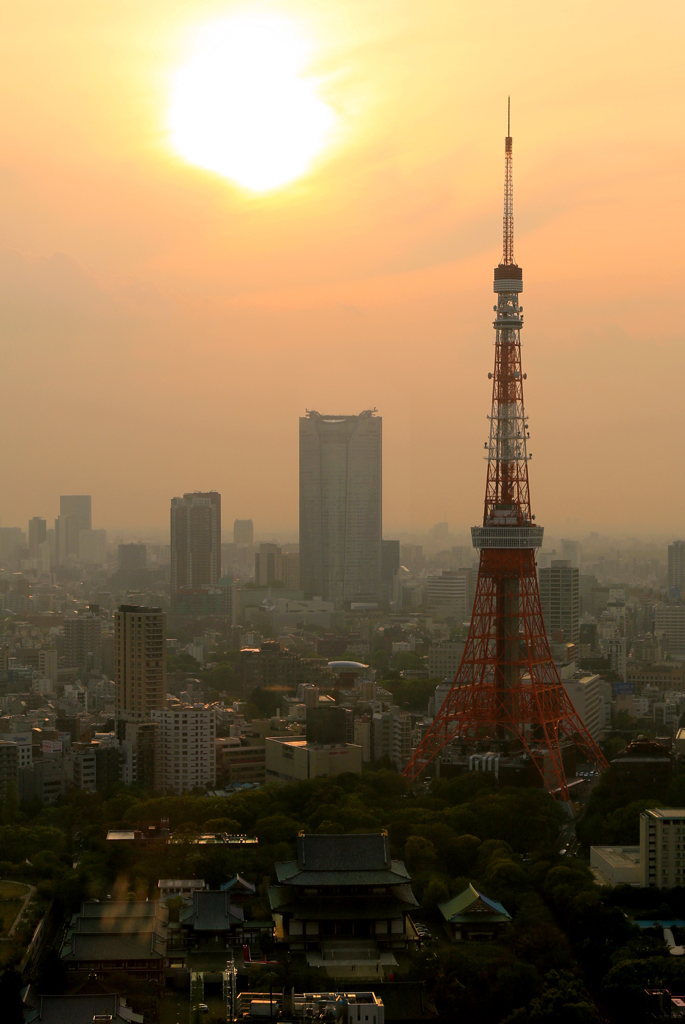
xmin=404 ymin=104 xmax=607 ymax=801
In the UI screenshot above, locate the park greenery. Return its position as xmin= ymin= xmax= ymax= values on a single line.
xmin=3 ymin=748 xmax=685 ymax=1021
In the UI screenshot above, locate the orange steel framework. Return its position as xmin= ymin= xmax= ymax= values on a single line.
xmin=403 ymin=103 xmax=608 ymax=801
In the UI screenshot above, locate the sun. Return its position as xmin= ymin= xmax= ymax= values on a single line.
xmin=168 ymin=14 xmax=336 ymax=192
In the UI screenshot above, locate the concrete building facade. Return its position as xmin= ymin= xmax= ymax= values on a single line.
xmin=151 ymin=704 xmax=216 ymax=794
xmin=114 ymin=605 xmax=166 ymax=722
xmin=299 ymin=410 xmax=381 ymax=606
xmin=539 ymin=560 xmax=580 ymax=643
xmin=170 ymin=491 xmax=221 ymax=595
xmin=640 ymin=808 xmax=685 ymax=887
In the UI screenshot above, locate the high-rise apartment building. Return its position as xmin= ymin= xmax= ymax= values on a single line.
xmin=151 ymin=704 xmax=216 ymax=794
xmin=170 ymin=492 xmax=221 ymax=595
xmin=28 ymin=517 xmax=47 ymax=558
xmin=234 ymin=519 xmax=254 ymax=545
xmin=63 ymin=611 xmax=102 ymax=673
xmin=539 ymin=559 xmax=580 ymax=644
xmin=114 ymin=605 xmax=167 ymax=722
xmin=300 ymin=410 xmax=382 ymax=605
xmin=669 ymin=540 xmax=685 ymax=600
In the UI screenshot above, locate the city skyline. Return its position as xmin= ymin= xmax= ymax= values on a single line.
xmin=0 ymin=3 xmax=684 ymax=534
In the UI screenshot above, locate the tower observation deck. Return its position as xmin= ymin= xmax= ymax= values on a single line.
xmin=403 ymin=104 xmax=607 ymax=803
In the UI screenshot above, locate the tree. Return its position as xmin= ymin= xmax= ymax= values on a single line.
xmin=0 ymin=968 xmax=24 ymax=1024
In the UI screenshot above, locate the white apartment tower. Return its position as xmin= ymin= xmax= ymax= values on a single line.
xmin=300 ymin=410 xmax=382 ymax=606
xmin=539 ymin=559 xmax=580 ymax=644
xmin=151 ymin=704 xmax=216 ymax=794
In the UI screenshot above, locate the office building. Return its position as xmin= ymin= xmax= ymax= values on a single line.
xmin=539 ymin=560 xmax=580 ymax=643
xmin=640 ymin=808 xmax=685 ymax=888
xmin=39 ymin=649 xmax=58 ymax=686
xmin=234 ymin=519 xmax=254 ymax=545
xmin=426 ymin=571 xmax=468 ymax=619
xmin=118 ymin=543 xmax=147 ymax=572
xmin=669 ymin=540 xmax=685 ymax=601
xmin=254 ymin=543 xmax=283 ymax=586
xmin=561 ymin=539 xmax=581 ymax=569
xmin=0 ymin=740 xmax=18 ymax=801
xmin=78 ymin=529 xmax=107 ymax=564
xmin=170 ymin=491 xmax=221 ymax=595
xmin=265 ymin=736 xmax=362 ymax=783
xmin=28 ymin=517 xmax=47 ymax=558
xmin=428 ymin=641 xmax=465 ymax=680
xmin=63 ymin=611 xmax=102 ymax=673
xmin=114 ymin=605 xmax=166 ymax=722
xmin=281 ymin=551 xmax=300 ymax=589
xmin=55 ymin=495 xmax=91 ymax=564
xmin=605 ymin=637 xmax=627 ymax=681
xmin=151 ymin=704 xmax=216 ymax=794
xmin=655 ymin=603 xmax=685 ymax=657
xmin=300 ymin=410 xmax=382 ymax=606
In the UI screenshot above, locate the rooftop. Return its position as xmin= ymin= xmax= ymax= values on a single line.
xmin=644 ymin=808 xmax=685 ymax=820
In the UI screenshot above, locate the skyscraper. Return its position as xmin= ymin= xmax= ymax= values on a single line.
xmin=234 ymin=519 xmax=254 ymax=545
xmin=669 ymin=540 xmax=685 ymax=600
xmin=300 ymin=410 xmax=382 ymax=605
xmin=539 ymin=560 xmax=580 ymax=644
xmin=114 ymin=604 xmax=167 ymax=721
xmin=170 ymin=491 xmax=221 ymax=595
xmin=28 ymin=517 xmax=46 ymax=558
xmin=55 ymin=495 xmax=91 ymax=564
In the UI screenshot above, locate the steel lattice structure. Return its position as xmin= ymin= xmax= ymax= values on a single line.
xmin=403 ymin=106 xmax=608 ymax=802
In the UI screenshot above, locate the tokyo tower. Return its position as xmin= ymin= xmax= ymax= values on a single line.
xmin=404 ymin=103 xmax=607 ymax=802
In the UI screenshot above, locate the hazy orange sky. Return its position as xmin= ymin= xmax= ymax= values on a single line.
xmin=1 ymin=1 xmax=684 ymax=538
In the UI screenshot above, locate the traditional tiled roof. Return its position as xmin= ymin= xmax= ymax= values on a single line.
xmin=275 ymin=833 xmax=411 ymax=887
xmin=179 ymin=890 xmax=245 ymax=932
xmin=25 ymin=994 xmax=143 ymax=1024
xmin=439 ymin=884 xmax=511 ymax=925
xmin=219 ymin=874 xmax=256 ymax=894
xmin=61 ymin=901 xmax=168 ymax=962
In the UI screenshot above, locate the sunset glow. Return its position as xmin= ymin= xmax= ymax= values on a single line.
xmin=168 ymin=14 xmax=336 ymax=191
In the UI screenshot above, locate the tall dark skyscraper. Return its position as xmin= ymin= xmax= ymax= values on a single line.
xmin=28 ymin=517 xmax=47 ymax=558
xmin=170 ymin=491 xmax=221 ymax=595
xmin=300 ymin=410 xmax=382 ymax=606
xmin=669 ymin=540 xmax=685 ymax=600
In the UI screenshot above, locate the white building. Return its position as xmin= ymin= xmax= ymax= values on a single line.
xmin=605 ymin=637 xmax=627 ymax=682
xmin=539 ymin=560 xmax=579 ymax=643
xmin=426 ymin=572 xmax=467 ymax=620
xmin=428 ymin=641 xmax=464 ymax=681
xmin=655 ymin=604 xmax=685 ymax=657
xmin=5 ymin=733 xmax=32 ymax=769
xmin=562 ymin=674 xmax=600 ymax=742
xmin=590 ymin=846 xmax=640 ymax=886
xmin=640 ymin=808 xmax=685 ymax=887
xmin=299 ymin=410 xmax=382 ymax=606
xmin=151 ymin=704 xmax=216 ymax=794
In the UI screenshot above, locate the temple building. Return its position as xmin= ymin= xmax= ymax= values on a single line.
xmin=269 ymin=832 xmax=419 ymax=973
xmin=439 ymin=884 xmax=512 ymax=942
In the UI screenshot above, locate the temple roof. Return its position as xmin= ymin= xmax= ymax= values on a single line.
xmin=275 ymin=833 xmax=411 ymax=886
xmin=179 ymin=890 xmax=245 ymax=932
xmin=439 ymin=884 xmax=511 ymax=925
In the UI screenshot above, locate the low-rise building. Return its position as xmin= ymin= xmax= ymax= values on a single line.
xmin=590 ymin=846 xmax=641 ymax=886
xmin=265 ymin=738 xmax=362 ymax=783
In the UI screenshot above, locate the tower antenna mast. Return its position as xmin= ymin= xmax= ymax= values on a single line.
xmin=403 ymin=104 xmax=607 ymax=807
